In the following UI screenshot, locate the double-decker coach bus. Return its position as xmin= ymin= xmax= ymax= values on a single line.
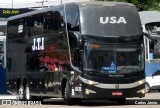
xmin=6 ymin=2 xmax=154 ymax=104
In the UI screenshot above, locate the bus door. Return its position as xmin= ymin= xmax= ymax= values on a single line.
xmin=0 ymin=36 xmax=6 ymax=94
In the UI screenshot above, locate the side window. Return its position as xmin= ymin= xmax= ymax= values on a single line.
xmin=26 ymin=16 xmax=33 ymax=37
xmin=7 ymin=21 xmax=15 ymax=40
xmin=44 ymin=9 xmax=64 ymax=34
xmin=153 ymin=70 xmax=160 ymax=76
xmin=43 ymin=11 xmax=52 ymax=33
xmin=66 ymin=6 xmax=79 ymax=31
xmin=26 ymin=7 xmax=69 ymax=72
xmin=28 ymin=14 xmax=44 ymax=37
xmin=7 ymin=19 xmax=19 ymax=39
xmin=8 ymin=18 xmax=25 ymax=39
xmin=69 ymin=34 xmax=81 ymax=67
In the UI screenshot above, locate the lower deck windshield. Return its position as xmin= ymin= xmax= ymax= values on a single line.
xmin=83 ymin=42 xmax=144 ymax=74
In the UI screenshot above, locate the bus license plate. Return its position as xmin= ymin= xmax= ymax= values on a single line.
xmin=112 ymin=92 xmax=123 ymax=96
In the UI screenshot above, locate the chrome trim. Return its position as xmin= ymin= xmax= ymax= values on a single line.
xmin=64 ymin=4 xmax=81 ymax=73
xmin=85 ymin=89 xmax=96 ymax=94
xmin=95 ymin=79 xmax=145 ymax=89
xmin=79 ymin=76 xmax=145 ymax=89
xmin=79 ymin=76 xmax=99 ymax=85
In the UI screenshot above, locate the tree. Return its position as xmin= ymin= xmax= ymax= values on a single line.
xmin=96 ymin=0 xmax=160 ymax=11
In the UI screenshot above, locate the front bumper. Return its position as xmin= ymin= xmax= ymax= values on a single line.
xmin=82 ymin=82 xmax=145 ymax=99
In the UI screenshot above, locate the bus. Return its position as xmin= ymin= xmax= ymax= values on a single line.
xmin=0 ymin=36 xmax=6 ymax=94
xmin=139 ymin=11 xmax=160 ymax=92
xmin=6 ymin=2 xmax=154 ymax=104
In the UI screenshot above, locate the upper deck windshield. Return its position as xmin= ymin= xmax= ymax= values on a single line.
xmin=83 ymin=42 xmax=144 ymax=74
xmin=80 ymin=5 xmax=142 ymax=36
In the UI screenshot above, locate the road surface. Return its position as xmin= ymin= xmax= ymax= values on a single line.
xmin=0 ymin=92 xmax=160 ymax=108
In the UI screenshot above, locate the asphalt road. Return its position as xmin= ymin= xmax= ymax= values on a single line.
xmin=0 ymin=92 xmax=160 ymax=108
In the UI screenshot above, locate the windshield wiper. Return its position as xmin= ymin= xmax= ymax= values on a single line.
xmin=118 ymin=60 xmax=140 ymax=73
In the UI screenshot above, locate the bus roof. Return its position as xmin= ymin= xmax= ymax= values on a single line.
xmin=7 ymin=2 xmax=134 ymax=21
xmin=72 ymin=1 xmax=134 ymax=7
xmin=139 ymin=11 xmax=160 ymax=24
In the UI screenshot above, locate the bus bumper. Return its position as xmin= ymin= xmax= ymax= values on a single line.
xmin=83 ymin=83 xmax=145 ymax=99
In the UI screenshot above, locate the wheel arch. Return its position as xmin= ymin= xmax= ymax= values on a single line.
xmin=16 ymin=78 xmax=21 ymax=93
xmin=61 ymin=76 xmax=69 ymax=97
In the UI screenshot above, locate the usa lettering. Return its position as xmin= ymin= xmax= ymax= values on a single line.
xmin=32 ymin=37 xmax=44 ymax=51
xmin=100 ymin=16 xmax=127 ymax=24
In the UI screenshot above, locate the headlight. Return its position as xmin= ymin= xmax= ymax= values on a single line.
xmin=79 ymin=76 xmax=99 ymax=85
xmin=138 ymin=80 xmax=145 ymax=85
xmin=85 ymin=89 xmax=96 ymax=95
xmin=137 ymin=89 xmax=145 ymax=94
xmin=87 ymin=80 xmax=99 ymax=85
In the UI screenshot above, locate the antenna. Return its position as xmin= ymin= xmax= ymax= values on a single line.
xmin=36 ymin=0 xmax=48 ymax=8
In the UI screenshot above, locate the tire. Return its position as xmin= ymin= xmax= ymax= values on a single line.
xmin=63 ymin=81 xmax=74 ymax=105
xmin=18 ymin=85 xmax=24 ymax=100
xmin=117 ymin=98 xmax=126 ymax=105
xmin=23 ymin=83 xmax=31 ymax=100
xmin=145 ymin=83 xmax=150 ymax=93
xmin=31 ymin=96 xmax=43 ymax=103
xmin=23 ymin=84 xmax=43 ymax=102
xmin=73 ymin=98 xmax=82 ymax=104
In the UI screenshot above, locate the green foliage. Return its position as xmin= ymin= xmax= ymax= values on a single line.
xmin=95 ymin=0 xmax=160 ymax=11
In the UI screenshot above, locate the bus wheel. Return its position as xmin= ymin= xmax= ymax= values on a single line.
xmin=145 ymin=83 xmax=150 ymax=93
xmin=73 ymin=98 xmax=82 ymax=104
xmin=117 ymin=98 xmax=126 ymax=105
xmin=63 ymin=81 xmax=73 ymax=105
xmin=18 ymin=85 xmax=24 ymax=100
xmin=24 ymin=83 xmax=30 ymax=100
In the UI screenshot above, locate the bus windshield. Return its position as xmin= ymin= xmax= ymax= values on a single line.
xmin=80 ymin=5 xmax=142 ymax=36
xmin=83 ymin=42 xmax=144 ymax=74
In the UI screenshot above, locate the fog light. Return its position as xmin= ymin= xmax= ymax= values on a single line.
xmin=86 ymin=90 xmax=90 ymax=95
xmin=85 ymin=89 xmax=96 ymax=95
xmin=137 ymin=89 xmax=145 ymax=94
xmin=138 ymin=80 xmax=144 ymax=85
xmin=142 ymin=89 xmax=145 ymax=94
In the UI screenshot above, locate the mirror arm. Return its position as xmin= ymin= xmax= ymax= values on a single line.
xmin=73 ymin=32 xmax=84 ymax=49
xmin=144 ymin=32 xmax=154 ymax=53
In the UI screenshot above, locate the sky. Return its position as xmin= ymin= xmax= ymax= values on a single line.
xmin=0 ymin=0 xmax=70 ymax=8
xmin=0 ymin=0 xmax=89 ymax=8
xmin=0 ymin=0 xmax=47 ymax=4
xmin=0 ymin=0 xmax=55 ymax=8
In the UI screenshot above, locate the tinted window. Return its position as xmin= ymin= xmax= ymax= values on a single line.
xmin=153 ymin=70 xmax=160 ymax=76
xmin=8 ymin=18 xmax=25 ymax=39
xmin=83 ymin=42 xmax=144 ymax=73
xmin=26 ymin=7 xmax=70 ymax=72
xmin=26 ymin=9 xmax=64 ymax=37
xmin=66 ymin=6 xmax=79 ymax=31
xmin=44 ymin=10 xmax=64 ymax=34
xmin=27 ymin=14 xmax=44 ymax=36
xmin=69 ymin=33 xmax=81 ymax=67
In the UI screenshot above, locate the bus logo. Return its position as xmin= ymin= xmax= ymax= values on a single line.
xmin=115 ymin=84 xmax=119 ymax=89
xmin=32 ymin=37 xmax=44 ymax=51
xmin=18 ymin=25 xmax=23 ymax=33
xmin=100 ymin=16 xmax=127 ymax=24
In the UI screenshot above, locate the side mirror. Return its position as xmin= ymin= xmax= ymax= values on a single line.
xmin=73 ymin=32 xmax=84 ymax=50
xmin=144 ymin=32 xmax=154 ymax=53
